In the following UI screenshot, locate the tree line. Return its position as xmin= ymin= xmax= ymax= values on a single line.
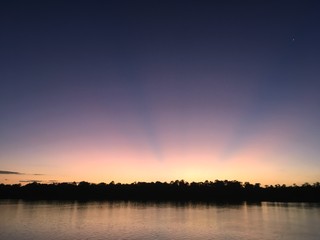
xmin=1 ymin=180 xmax=320 ymax=202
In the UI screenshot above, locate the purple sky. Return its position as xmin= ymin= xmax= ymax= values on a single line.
xmin=1 ymin=0 xmax=320 ymax=185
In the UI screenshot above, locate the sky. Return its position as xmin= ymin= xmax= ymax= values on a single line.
xmin=1 ymin=0 xmax=320 ymax=185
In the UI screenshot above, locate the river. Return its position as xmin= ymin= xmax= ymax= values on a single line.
xmin=0 ymin=200 xmax=319 ymax=240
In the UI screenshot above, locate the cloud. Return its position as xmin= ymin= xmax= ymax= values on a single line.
xmin=0 ymin=170 xmax=22 ymax=175
xmin=19 ymin=180 xmax=43 ymax=183
xmin=48 ymin=180 xmax=58 ymax=183
xmin=0 ymin=170 xmax=44 ymax=176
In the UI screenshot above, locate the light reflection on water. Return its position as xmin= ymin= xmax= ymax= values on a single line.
xmin=0 ymin=200 xmax=319 ymax=240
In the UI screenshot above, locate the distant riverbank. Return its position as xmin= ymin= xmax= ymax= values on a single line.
xmin=1 ymin=180 xmax=320 ymax=202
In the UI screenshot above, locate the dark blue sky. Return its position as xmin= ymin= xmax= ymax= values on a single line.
xmin=1 ymin=0 xmax=320 ymax=184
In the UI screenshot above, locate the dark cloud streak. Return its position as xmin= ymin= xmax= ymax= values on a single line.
xmin=0 ymin=170 xmax=22 ymax=175
xmin=0 ymin=170 xmax=44 ymax=176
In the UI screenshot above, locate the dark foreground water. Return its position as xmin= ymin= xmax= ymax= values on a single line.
xmin=0 ymin=200 xmax=319 ymax=240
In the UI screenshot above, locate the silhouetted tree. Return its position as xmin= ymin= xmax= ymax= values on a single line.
xmin=0 ymin=180 xmax=319 ymax=202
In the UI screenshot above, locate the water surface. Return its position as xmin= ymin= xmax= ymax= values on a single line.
xmin=1 ymin=200 xmax=319 ymax=240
